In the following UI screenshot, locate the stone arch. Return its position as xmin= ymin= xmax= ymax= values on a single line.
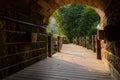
xmin=0 ymin=0 xmax=115 ymax=29
xmin=37 ymin=0 xmax=119 ymax=31
xmin=0 ymin=0 xmax=120 ymax=79
xmin=39 ymin=0 xmax=111 ymax=30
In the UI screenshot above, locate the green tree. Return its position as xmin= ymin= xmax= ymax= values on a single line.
xmin=49 ymin=3 xmax=100 ymax=42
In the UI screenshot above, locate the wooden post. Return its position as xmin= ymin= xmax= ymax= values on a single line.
xmin=88 ymin=36 xmax=90 ymax=49
xmin=79 ymin=37 xmax=80 ymax=46
xmin=89 ymin=36 xmax=92 ymax=50
xmin=80 ymin=37 xmax=82 ymax=46
xmin=74 ymin=38 xmax=76 ymax=44
xmin=77 ymin=37 xmax=79 ymax=45
xmin=82 ymin=37 xmax=84 ymax=47
xmin=57 ymin=36 xmax=61 ymax=52
xmin=81 ymin=37 xmax=83 ymax=47
xmin=92 ymin=35 xmax=96 ymax=52
xmin=96 ymin=35 xmax=101 ymax=59
xmin=75 ymin=37 xmax=77 ymax=45
xmin=82 ymin=37 xmax=85 ymax=47
xmin=86 ymin=36 xmax=87 ymax=48
xmin=86 ymin=36 xmax=90 ymax=49
xmin=48 ymin=35 xmax=52 ymax=57
xmin=72 ymin=38 xmax=74 ymax=44
xmin=84 ymin=37 xmax=86 ymax=47
xmin=73 ymin=37 xmax=75 ymax=44
xmin=98 ymin=30 xmax=104 ymax=40
xmin=73 ymin=38 xmax=75 ymax=44
xmin=79 ymin=37 xmax=81 ymax=46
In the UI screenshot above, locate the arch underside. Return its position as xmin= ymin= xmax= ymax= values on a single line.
xmin=38 ymin=0 xmax=112 ymax=28
xmin=38 ymin=0 xmax=120 ymax=29
xmin=1 ymin=0 xmax=116 ymax=29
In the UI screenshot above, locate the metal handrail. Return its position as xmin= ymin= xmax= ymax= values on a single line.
xmin=0 ymin=16 xmax=46 ymax=29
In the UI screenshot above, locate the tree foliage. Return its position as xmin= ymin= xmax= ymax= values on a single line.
xmin=50 ymin=3 xmax=100 ymax=41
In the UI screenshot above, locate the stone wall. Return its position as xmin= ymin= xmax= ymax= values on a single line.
xmin=0 ymin=0 xmax=120 ymax=80
xmin=0 ymin=9 xmax=47 ymax=79
xmin=101 ymin=41 xmax=120 ymax=80
xmin=100 ymin=0 xmax=120 ymax=79
xmin=101 ymin=26 xmax=120 ymax=80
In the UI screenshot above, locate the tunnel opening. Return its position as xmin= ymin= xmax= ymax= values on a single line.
xmin=47 ymin=3 xmax=100 ymax=54
xmin=0 ymin=0 xmax=120 ymax=79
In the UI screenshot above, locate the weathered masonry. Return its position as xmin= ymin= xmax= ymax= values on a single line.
xmin=0 ymin=1 xmax=48 ymax=79
xmin=0 ymin=0 xmax=120 ymax=80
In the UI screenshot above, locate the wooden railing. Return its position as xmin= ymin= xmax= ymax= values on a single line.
xmin=48 ymin=35 xmax=63 ymax=57
xmin=0 ymin=16 xmax=46 ymax=29
xmin=73 ymin=34 xmax=102 ymax=60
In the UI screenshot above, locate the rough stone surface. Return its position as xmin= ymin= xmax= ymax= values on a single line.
xmin=4 ymin=44 xmax=113 ymax=80
xmin=0 ymin=0 xmax=120 ymax=79
xmin=101 ymin=40 xmax=120 ymax=80
xmin=0 ymin=9 xmax=47 ymax=79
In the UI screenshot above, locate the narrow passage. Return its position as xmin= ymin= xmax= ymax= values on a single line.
xmin=4 ymin=44 xmax=113 ymax=80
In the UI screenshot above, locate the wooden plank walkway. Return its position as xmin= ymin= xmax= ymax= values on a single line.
xmin=4 ymin=44 xmax=113 ymax=80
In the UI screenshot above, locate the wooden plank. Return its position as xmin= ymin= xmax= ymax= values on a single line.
xmin=4 ymin=44 xmax=113 ymax=80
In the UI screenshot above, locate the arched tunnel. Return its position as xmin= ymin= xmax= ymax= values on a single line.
xmin=0 ymin=0 xmax=120 ymax=79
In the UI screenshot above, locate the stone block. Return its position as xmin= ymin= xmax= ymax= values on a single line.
xmin=0 ymin=69 xmax=8 ymax=79
xmin=7 ymin=54 xmax=23 ymax=67
xmin=114 ymin=41 xmax=120 ymax=58
xmin=0 ymin=44 xmax=7 ymax=57
xmin=0 ymin=57 xmax=8 ymax=69
xmin=102 ymin=50 xmax=120 ymax=80
xmin=7 ymin=44 xmax=18 ymax=54
xmin=7 ymin=64 xmax=23 ymax=76
xmin=31 ymin=33 xmax=37 ymax=42
xmin=0 ymin=19 xmax=6 ymax=30
xmin=0 ymin=31 xmax=7 ymax=43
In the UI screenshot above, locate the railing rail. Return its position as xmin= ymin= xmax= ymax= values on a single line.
xmin=0 ymin=16 xmax=46 ymax=29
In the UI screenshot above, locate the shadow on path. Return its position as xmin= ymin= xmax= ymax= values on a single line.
xmin=4 ymin=44 xmax=113 ymax=80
